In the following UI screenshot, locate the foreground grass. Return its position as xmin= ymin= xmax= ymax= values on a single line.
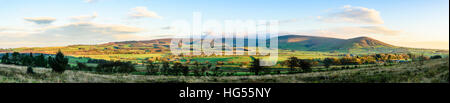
xmin=0 ymin=58 xmax=448 ymax=83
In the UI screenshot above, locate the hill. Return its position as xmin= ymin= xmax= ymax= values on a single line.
xmin=277 ymin=35 xmax=395 ymax=52
xmin=2 ymin=35 xmax=447 ymax=55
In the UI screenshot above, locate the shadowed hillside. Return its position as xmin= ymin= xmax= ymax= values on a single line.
xmin=277 ymin=35 xmax=396 ymax=52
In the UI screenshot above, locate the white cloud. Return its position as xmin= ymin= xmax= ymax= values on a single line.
xmin=320 ymin=5 xmax=384 ymax=24
xmin=333 ymin=26 xmax=401 ymax=35
xmin=24 ymin=17 xmax=56 ymax=25
xmin=279 ymin=19 xmax=298 ymax=24
xmin=0 ymin=22 xmax=145 ymax=48
xmin=0 ymin=27 xmax=8 ymax=32
xmin=41 ymin=22 xmax=144 ymax=36
xmin=70 ymin=12 xmax=98 ymax=22
xmin=0 ymin=31 xmax=32 ymax=38
xmin=0 ymin=27 xmax=35 ymax=38
xmin=128 ymin=6 xmax=163 ymax=19
xmin=161 ymin=26 xmax=176 ymax=30
xmin=288 ymin=26 xmax=401 ymax=39
xmin=84 ymin=0 xmax=98 ymax=3
xmin=395 ymin=41 xmax=449 ymax=50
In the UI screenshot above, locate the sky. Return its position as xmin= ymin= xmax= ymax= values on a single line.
xmin=0 ymin=0 xmax=448 ymax=49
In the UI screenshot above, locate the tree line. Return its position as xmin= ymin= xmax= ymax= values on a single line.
xmin=139 ymin=57 xmax=273 ymax=76
xmin=1 ymin=51 xmax=68 ymax=73
xmin=282 ymin=53 xmax=443 ymax=72
xmin=1 ymin=51 xmax=443 ymax=76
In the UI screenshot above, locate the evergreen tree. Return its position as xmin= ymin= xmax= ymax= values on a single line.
xmin=48 ymin=50 xmax=69 ymax=73
xmin=21 ymin=54 xmax=33 ymax=66
xmin=11 ymin=52 xmax=20 ymax=64
xmin=35 ymin=54 xmax=47 ymax=67
xmin=1 ymin=53 xmax=9 ymax=64
xmin=29 ymin=52 xmax=33 ymax=58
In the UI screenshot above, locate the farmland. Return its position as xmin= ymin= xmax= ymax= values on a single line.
xmin=1 ymin=57 xmax=447 ymax=83
xmin=1 ymin=35 xmax=448 ymax=83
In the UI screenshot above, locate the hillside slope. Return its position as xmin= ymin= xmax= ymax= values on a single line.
xmin=1 ymin=58 xmax=448 ymax=83
xmin=277 ymin=35 xmax=396 ymax=52
xmin=3 ymin=35 xmax=446 ymax=55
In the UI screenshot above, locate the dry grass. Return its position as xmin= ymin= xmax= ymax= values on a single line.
xmin=1 ymin=58 xmax=448 ymax=83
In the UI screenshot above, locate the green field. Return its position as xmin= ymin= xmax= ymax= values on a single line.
xmin=1 ymin=58 xmax=447 ymax=83
xmin=1 ymin=35 xmax=448 ymax=83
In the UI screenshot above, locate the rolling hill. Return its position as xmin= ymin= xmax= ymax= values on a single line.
xmin=1 ymin=57 xmax=448 ymax=83
xmin=1 ymin=35 xmax=447 ymax=55
xmin=277 ymin=35 xmax=396 ymax=52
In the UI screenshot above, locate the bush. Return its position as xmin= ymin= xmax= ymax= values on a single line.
xmin=182 ymin=66 xmax=189 ymax=76
xmin=250 ymin=58 xmax=263 ymax=75
xmin=169 ymin=62 xmax=181 ymax=75
xmin=192 ymin=62 xmax=202 ymax=76
xmin=27 ymin=67 xmax=34 ymax=74
xmin=286 ymin=57 xmax=300 ymax=72
xmin=145 ymin=60 xmax=159 ymax=75
xmin=212 ymin=66 xmax=223 ymax=76
xmin=192 ymin=68 xmax=202 ymax=76
xmin=161 ymin=61 xmax=170 ymax=75
xmin=299 ymin=59 xmax=312 ymax=72
xmin=96 ymin=61 xmax=136 ymax=73
xmin=323 ymin=58 xmax=334 ymax=68
xmin=431 ymin=55 xmax=442 ymax=59
xmin=76 ymin=62 xmax=92 ymax=71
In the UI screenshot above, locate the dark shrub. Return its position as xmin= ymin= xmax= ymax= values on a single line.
xmin=77 ymin=62 xmax=89 ymax=71
xmin=299 ymin=59 xmax=312 ymax=72
xmin=97 ymin=61 xmax=136 ymax=73
xmin=431 ymin=55 xmax=443 ymax=59
xmin=27 ymin=67 xmax=34 ymax=74
xmin=250 ymin=58 xmax=263 ymax=75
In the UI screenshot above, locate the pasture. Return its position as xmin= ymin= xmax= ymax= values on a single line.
xmin=1 ymin=58 xmax=447 ymax=83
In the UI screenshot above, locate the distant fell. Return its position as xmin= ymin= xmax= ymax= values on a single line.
xmin=3 ymin=35 xmax=446 ymax=55
xmin=277 ymin=35 xmax=394 ymax=52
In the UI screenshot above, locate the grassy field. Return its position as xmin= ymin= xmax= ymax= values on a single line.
xmin=1 ymin=58 xmax=448 ymax=83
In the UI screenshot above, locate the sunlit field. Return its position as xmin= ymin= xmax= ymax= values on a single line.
xmin=1 ymin=57 xmax=447 ymax=83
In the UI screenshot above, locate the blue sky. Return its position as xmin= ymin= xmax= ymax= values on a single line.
xmin=0 ymin=0 xmax=448 ymax=49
